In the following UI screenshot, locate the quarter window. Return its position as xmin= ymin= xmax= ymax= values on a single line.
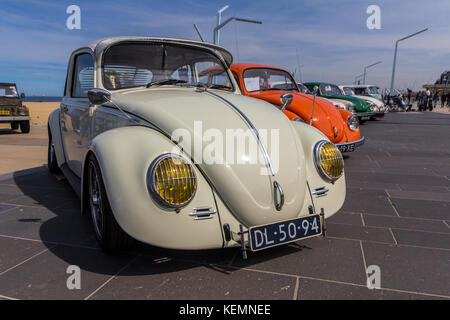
xmin=72 ymin=53 xmax=94 ymax=98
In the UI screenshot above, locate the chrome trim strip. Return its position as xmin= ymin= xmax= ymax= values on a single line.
xmin=205 ymin=91 xmax=275 ymax=176
xmin=335 ymin=136 xmax=365 ymax=148
xmin=312 ymin=186 xmax=329 ymax=197
xmin=0 ymin=116 xmax=30 ymax=121
xmin=189 ymin=206 xmax=216 ymax=220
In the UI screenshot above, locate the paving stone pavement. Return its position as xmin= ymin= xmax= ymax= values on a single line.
xmin=0 ymin=112 xmax=449 ymax=300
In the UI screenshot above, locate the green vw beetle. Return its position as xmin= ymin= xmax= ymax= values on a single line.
xmin=304 ymin=82 xmax=375 ymax=121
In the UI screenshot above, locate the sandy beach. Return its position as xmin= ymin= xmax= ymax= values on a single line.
xmin=0 ymin=101 xmax=60 ymax=129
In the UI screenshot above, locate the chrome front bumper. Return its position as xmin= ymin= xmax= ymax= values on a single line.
xmin=354 ymin=112 xmax=374 ymax=120
xmin=336 ymin=136 xmax=365 ymax=153
xmin=0 ymin=116 xmax=30 ymax=122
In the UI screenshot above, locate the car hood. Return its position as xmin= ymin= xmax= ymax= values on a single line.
xmin=247 ymin=91 xmax=346 ymax=143
xmin=321 ymin=94 xmax=369 ymax=112
xmin=353 ymin=95 xmax=384 ymax=107
xmin=111 ymin=87 xmax=308 ymax=226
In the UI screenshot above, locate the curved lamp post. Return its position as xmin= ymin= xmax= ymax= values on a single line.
xmin=390 ymin=28 xmax=428 ymax=92
xmin=363 ymin=61 xmax=382 ymax=84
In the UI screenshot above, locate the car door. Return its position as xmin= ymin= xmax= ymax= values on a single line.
xmin=60 ymin=52 xmax=94 ymax=178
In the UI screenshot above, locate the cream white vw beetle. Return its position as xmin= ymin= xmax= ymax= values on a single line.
xmin=48 ymin=37 xmax=345 ymax=256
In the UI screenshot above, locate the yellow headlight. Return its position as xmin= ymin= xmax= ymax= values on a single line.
xmin=148 ymin=154 xmax=197 ymax=208
xmin=314 ymin=141 xmax=344 ymax=182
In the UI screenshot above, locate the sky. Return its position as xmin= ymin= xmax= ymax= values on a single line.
xmin=0 ymin=0 xmax=448 ymax=96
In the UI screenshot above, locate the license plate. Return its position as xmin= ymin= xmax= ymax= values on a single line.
xmin=361 ymin=116 xmax=370 ymax=120
xmin=249 ymin=215 xmax=322 ymax=251
xmin=337 ymin=143 xmax=355 ymax=153
xmin=0 ymin=110 xmax=11 ymax=115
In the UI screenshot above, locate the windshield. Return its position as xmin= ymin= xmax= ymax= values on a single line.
xmin=102 ymin=42 xmax=233 ymax=91
xmin=320 ymin=84 xmax=342 ymax=95
xmin=242 ymin=68 xmax=298 ymax=92
xmin=342 ymin=87 xmax=355 ymax=96
xmin=369 ymin=86 xmax=379 ymax=94
xmin=0 ymin=84 xmax=19 ymax=97
xmin=353 ymin=87 xmax=368 ymax=95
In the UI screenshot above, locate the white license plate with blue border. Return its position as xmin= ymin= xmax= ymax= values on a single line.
xmin=249 ymin=215 xmax=322 ymax=251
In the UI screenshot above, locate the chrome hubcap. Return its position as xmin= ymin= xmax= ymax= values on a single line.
xmin=89 ymin=162 xmax=104 ymax=240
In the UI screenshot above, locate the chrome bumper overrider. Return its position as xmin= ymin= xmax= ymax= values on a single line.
xmin=0 ymin=116 xmax=31 ymax=122
xmin=336 ymin=136 xmax=365 ymax=153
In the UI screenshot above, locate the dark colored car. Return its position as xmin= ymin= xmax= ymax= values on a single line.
xmin=0 ymin=83 xmax=30 ymax=133
xmin=303 ymin=82 xmax=375 ymax=121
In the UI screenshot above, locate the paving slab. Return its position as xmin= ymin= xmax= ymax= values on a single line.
xmin=232 ymin=237 xmax=367 ymax=285
xmin=0 ymin=206 xmax=97 ymax=247
xmin=391 ymin=198 xmax=449 ymax=220
xmin=363 ymin=214 xmax=450 ymax=233
xmin=296 ymin=278 xmax=443 ymax=300
xmin=0 ymin=244 xmax=137 ymax=300
xmin=326 ymin=211 xmax=363 ymax=226
xmin=326 ymin=223 xmax=395 ymax=244
xmin=90 ymin=255 xmax=296 ymax=300
xmin=392 ymin=229 xmax=450 ymax=250
xmin=341 ymin=188 xmax=396 ymax=215
xmin=362 ymin=242 xmax=450 ymax=297
xmin=0 ymin=237 xmax=49 ymax=274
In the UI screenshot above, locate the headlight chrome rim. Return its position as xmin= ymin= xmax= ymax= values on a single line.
xmin=347 ymin=115 xmax=359 ymax=132
xmin=313 ymin=141 xmax=344 ymax=183
xmin=147 ymin=153 xmax=197 ymax=209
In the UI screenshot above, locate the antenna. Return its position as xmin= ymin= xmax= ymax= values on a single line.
xmin=296 ymin=48 xmax=302 ymax=82
xmin=193 ymin=24 xmax=205 ymax=42
xmin=234 ymin=19 xmax=240 ymax=65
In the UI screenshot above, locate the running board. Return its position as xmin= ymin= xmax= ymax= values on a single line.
xmin=60 ymin=164 xmax=82 ymax=199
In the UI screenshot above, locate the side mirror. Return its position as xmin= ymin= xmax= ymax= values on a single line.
xmin=280 ymin=93 xmax=293 ymax=110
xmin=88 ymin=88 xmax=111 ymax=105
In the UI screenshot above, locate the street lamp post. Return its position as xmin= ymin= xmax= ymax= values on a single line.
xmin=213 ymin=6 xmax=262 ymax=45
xmin=363 ymin=61 xmax=382 ymax=84
xmin=390 ymin=28 xmax=428 ymax=92
xmin=215 ymin=5 xmax=229 ymax=45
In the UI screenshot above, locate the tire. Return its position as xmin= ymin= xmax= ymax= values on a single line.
xmin=87 ymin=154 xmax=134 ymax=252
xmin=47 ymin=133 xmax=61 ymax=174
xmin=19 ymin=120 xmax=30 ymax=133
xmin=10 ymin=121 xmax=19 ymax=130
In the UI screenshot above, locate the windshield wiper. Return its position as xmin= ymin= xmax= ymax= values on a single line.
xmin=207 ymin=84 xmax=232 ymax=90
xmin=146 ymin=78 xmax=187 ymax=88
xmin=260 ymin=88 xmax=283 ymax=91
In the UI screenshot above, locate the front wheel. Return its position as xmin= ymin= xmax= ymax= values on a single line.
xmin=19 ymin=120 xmax=30 ymax=133
xmin=11 ymin=121 xmax=19 ymax=130
xmin=88 ymin=154 xmax=134 ymax=252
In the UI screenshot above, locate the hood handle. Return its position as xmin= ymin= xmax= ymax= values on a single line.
xmin=274 ymin=181 xmax=284 ymax=211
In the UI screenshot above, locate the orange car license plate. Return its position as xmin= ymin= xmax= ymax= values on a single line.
xmin=0 ymin=110 xmax=11 ymax=115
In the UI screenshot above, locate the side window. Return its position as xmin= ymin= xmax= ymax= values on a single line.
xmin=72 ymin=53 xmax=94 ymax=98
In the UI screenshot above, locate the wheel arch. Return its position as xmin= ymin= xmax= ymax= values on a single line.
xmin=47 ymin=108 xmax=66 ymax=167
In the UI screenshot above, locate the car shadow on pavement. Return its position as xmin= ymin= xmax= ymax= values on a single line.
xmin=9 ymin=167 xmax=309 ymax=277
xmin=0 ymin=128 xmax=23 ymax=135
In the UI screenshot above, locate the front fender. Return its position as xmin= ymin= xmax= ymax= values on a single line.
xmin=291 ymin=122 xmax=346 ymax=218
xmin=85 ymin=125 xmax=224 ymax=250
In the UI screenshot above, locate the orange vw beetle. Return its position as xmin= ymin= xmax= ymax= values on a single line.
xmin=230 ymin=63 xmax=365 ymax=153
